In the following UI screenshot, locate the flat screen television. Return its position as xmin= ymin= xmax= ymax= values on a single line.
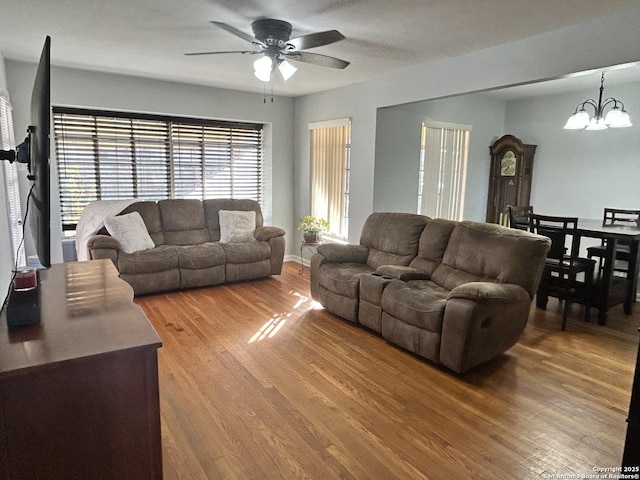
xmin=4 ymin=36 xmax=51 ymax=268
xmin=26 ymin=36 xmax=51 ymax=268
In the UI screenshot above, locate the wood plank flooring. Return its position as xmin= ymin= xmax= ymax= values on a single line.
xmin=135 ymin=262 xmax=639 ymax=479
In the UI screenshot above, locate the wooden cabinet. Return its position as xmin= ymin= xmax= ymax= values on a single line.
xmin=623 ymin=329 xmax=640 ymax=468
xmin=486 ymin=134 xmax=537 ymax=224
xmin=0 ymin=260 xmax=163 ymax=480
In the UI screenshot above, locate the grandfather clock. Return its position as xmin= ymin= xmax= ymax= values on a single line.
xmin=486 ymin=134 xmax=537 ymax=224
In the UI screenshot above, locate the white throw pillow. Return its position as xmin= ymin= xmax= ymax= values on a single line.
xmin=219 ymin=210 xmax=257 ymax=243
xmin=104 ymin=211 xmax=155 ymax=254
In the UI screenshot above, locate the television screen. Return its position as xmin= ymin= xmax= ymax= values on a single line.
xmin=26 ymin=36 xmax=51 ymax=268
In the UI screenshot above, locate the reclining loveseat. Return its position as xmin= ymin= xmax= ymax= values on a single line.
xmin=86 ymin=198 xmax=285 ymax=295
xmin=310 ymin=212 xmax=550 ymax=373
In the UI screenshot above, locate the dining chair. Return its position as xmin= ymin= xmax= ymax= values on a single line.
xmin=508 ymin=205 xmax=533 ymax=230
xmin=529 ymin=213 xmax=596 ymax=330
xmin=586 ymin=208 xmax=640 ymax=274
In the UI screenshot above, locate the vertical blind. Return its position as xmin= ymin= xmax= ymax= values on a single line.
xmin=53 ymin=107 xmax=263 ymax=230
xmin=418 ymin=121 xmax=470 ymax=221
xmin=0 ymin=94 xmax=25 ymax=266
xmin=309 ymin=118 xmax=351 ymax=240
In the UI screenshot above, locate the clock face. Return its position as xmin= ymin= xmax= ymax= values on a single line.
xmin=500 ymin=151 xmax=517 ymax=176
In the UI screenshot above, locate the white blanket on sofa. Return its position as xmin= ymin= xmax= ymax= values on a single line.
xmin=75 ymin=199 xmax=139 ymax=261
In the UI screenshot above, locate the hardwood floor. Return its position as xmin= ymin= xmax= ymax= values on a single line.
xmin=135 ymin=262 xmax=639 ymax=479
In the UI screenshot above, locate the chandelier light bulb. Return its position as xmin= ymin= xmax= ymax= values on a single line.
xmin=604 ymin=106 xmax=623 ymax=126
xmin=617 ymin=111 xmax=633 ymax=128
xmin=603 ymin=104 xmax=633 ymax=127
xmin=563 ymin=109 xmax=590 ymax=129
xmin=586 ymin=117 xmax=607 ymax=131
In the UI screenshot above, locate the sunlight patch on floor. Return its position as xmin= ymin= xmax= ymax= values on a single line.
xmin=248 ymin=290 xmax=321 ymax=343
xmin=248 ymin=314 xmax=289 ymax=343
xmin=290 ymin=289 xmax=324 ymax=310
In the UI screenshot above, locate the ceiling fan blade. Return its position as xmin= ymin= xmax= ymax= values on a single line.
xmin=210 ymin=21 xmax=261 ymax=46
xmin=286 ymin=30 xmax=345 ymax=51
xmin=284 ymin=51 xmax=350 ymax=69
xmin=185 ymin=50 xmax=260 ymax=56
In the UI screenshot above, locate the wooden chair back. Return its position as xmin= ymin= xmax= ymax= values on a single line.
xmin=529 ymin=214 xmax=580 ymax=262
xmin=508 ymin=205 xmax=533 ymax=230
xmin=603 ymin=208 xmax=640 ymax=227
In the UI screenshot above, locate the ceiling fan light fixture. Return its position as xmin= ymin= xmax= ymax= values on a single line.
xmin=254 ymin=56 xmax=273 ymax=82
xmin=188 ymin=19 xmax=349 ymax=91
xmin=278 ymin=60 xmax=297 ymax=81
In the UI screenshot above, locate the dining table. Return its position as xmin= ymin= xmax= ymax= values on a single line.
xmin=576 ymin=218 xmax=640 ymax=324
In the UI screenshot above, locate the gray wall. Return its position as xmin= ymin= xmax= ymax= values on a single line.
xmin=506 ymin=81 xmax=640 ymax=219
xmin=374 ymin=94 xmax=507 ymax=219
xmin=5 ymin=60 xmax=295 ymax=266
xmin=294 ymin=3 xmax=640 ymax=242
xmin=372 ymin=79 xmax=640 ymax=223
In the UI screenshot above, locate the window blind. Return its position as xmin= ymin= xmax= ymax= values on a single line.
xmin=53 ymin=107 xmax=263 ymax=230
xmin=309 ymin=119 xmax=351 ymax=240
xmin=0 ymin=94 xmax=25 ymax=266
xmin=418 ymin=121 xmax=470 ymax=221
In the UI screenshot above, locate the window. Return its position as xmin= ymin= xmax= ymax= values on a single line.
xmin=417 ymin=120 xmax=470 ymax=221
xmin=309 ymin=118 xmax=351 ymax=240
xmin=0 ymin=93 xmax=25 ymax=266
xmin=53 ymin=107 xmax=263 ymax=231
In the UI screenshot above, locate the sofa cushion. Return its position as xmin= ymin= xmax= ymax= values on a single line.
xmin=360 ymin=212 xmax=430 ymax=269
xmin=104 ymin=212 xmax=155 ymax=254
xmin=431 ymin=221 xmax=551 ymax=296
xmin=219 ymin=210 xmax=257 ymax=243
xmin=317 ymin=263 xmax=375 ymax=298
xmin=175 ymin=243 xmax=225 ymax=269
xmin=222 ymin=242 xmax=271 ymax=264
xmin=117 ymin=245 xmax=179 ymax=275
xmin=120 ymin=201 xmax=165 ymax=245
xmin=159 ymin=199 xmax=210 ymax=245
xmin=409 ymin=219 xmax=457 ymax=276
xmin=204 ymin=199 xmax=264 ymax=241
xmin=381 ymin=280 xmax=449 ymax=332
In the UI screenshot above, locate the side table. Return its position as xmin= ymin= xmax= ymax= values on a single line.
xmin=299 ymin=240 xmax=323 ymax=273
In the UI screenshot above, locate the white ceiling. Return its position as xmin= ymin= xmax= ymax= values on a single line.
xmin=0 ymin=0 xmax=638 ymax=97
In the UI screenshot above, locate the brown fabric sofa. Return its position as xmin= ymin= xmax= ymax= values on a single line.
xmin=310 ymin=213 xmax=551 ymax=373
xmin=87 ymin=198 xmax=285 ymax=295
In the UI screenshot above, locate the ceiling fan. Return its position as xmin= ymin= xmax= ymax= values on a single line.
xmin=185 ymin=19 xmax=350 ymax=82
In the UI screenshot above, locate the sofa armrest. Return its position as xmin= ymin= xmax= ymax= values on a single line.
xmin=87 ymin=234 xmax=120 ymax=251
xmin=254 ymin=226 xmax=285 ymax=242
xmin=440 ymin=282 xmax=532 ymax=374
xmin=316 ymin=243 xmax=369 ymax=263
xmin=376 ymin=265 xmax=429 ymax=281
xmin=86 ymin=234 xmax=120 ymax=264
xmin=447 ymin=282 xmax=530 ymax=303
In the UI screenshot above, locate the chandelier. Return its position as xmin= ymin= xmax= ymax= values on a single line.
xmin=563 ymin=72 xmax=632 ymax=130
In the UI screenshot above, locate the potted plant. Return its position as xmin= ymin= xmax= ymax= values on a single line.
xmin=298 ymin=215 xmax=329 ymax=244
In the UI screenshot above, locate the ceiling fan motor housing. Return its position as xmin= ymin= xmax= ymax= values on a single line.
xmin=251 ymin=19 xmax=292 ymax=47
